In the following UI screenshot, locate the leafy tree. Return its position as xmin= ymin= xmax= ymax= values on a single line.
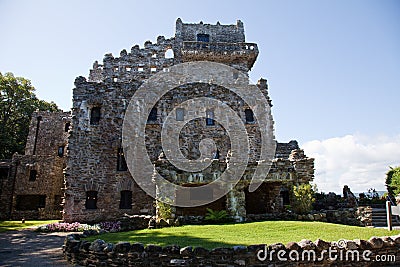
xmin=386 ymin=166 xmax=400 ymax=197
xmin=291 ymin=184 xmax=316 ymax=214
xmin=0 ymin=72 xmax=59 ymax=159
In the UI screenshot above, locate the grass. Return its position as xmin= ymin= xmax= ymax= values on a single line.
xmin=0 ymin=220 xmax=59 ymax=233
xmin=85 ymin=221 xmax=400 ymax=249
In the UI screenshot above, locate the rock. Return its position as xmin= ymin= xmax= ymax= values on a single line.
xmin=113 ymin=242 xmax=131 ymax=253
xmin=89 ymin=239 xmax=106 ymax=252
xmin=145 ymin=244 xmax=163 ymax=253
xmin=130 ymin=243 xmax=144 ymax=253
xmin=234 ymin=259 xmax=246 ymax=266
xmin=193 ymin=246 xmax=209 ymax=256
xmin=392 ymin=235 xmax=400 ymax=244
xmin=103 ymin=243 xmax=114 ymax=252
xmin=210 ymin=247 xmax=233 ymax=255
xmin=368 ymin=237 xmax=384 ymax=249
xmin=382 ymin=236 xmax=395 ymax=247
xmin=233 ymin=245 xmax=247 ymax=253
xmin=286 ymin=242 xmax=300 ymax=250
xmin=354 ymin=239 xmax=371 ymax=250
xmin=345 ymin=240 xmax=358 ymax=250
xmin=163 ymin=245 xmax=180 ymax=254
xmin=315 ymin=239 xmax=330 ymax=250
xmin=180 ymin=246 xmax=193 ymax=257
xmin=297 ymin=239 xmax=315 ymax=250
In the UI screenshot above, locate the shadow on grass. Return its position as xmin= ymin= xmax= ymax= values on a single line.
xmin=85 ymin=228 xmax=244 ymax=249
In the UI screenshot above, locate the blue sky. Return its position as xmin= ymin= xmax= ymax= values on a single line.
xmin=1 ymin=0 xmax=399 ymax=193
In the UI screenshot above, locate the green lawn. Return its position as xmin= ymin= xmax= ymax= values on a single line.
xmin=85 ymin=221 xmax=400 ymax=249
xmin=0 ymin=220 xmax=59 ymax=233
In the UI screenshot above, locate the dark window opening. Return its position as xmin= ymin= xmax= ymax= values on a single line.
xmin=245 ymin=109 xmax=255 ymax=123
xmin=197 ymin=33 xmax=210 ymax=42
xmin=85 ymin=191 xmax=98 ymax=209
xmin=16 ymin=195 xmax=46 ymax=210
xmin=147 ymin=107 xmax=157 ymax=122
xmin=29 ymin=170 xmax=37 ymax=181
xmin=206 ymin=110 xmax=215 ymax=126
xmin=119 ymin=190 xmax=132 ymax=209
xmin=0 ymin=167 xmax=9 ymax=179
xmin=213 ymin=149 xmax=220 ymax=159
xmin=90 ymin=107 xmax=101 ymax=125
xmin=280 ymin=190 xmax=290 ymax=206
xmin=117 ymin=147 xmax=128 ymax=171
xmin=64 ymin=122 xmax=71 ymax=132
xmin=58 ymin=146 xmax=65 ymax=157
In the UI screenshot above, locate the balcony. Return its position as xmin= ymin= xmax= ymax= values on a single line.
xmin=181 ymin=42 xmax=259 ymax=70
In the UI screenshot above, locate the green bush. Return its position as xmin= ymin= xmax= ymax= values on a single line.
xmin=156 ymin=201 xmax=172 ymax=220
xmin=291 ymin=184 xmax=316 ymax=214
xmin=386 ymin=166 xmax=400 ymax=197
xmin=204 ymin=208 xmax=229 ymax=223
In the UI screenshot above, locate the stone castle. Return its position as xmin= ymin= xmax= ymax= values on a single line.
xmin=0 ymin=19 xmax=314 ymax=222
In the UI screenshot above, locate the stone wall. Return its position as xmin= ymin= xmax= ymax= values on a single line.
xmin=63 ymin=233 xmax=400 ymax=266
xmin=0 ymin=160 xmax=13 ymax=220
xmin=1 ymin=111 xmax=71 ymax=220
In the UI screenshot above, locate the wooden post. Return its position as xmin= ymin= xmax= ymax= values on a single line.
xmin=386 ymin=201 xmax=393 ymax=231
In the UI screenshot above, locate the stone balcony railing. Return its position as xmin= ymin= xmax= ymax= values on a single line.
xmin=181 ymin=41 xmax=259 ymax=70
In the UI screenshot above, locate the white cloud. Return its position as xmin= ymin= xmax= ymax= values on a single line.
xmin=302 ymin=134 xmax=400 ymax=194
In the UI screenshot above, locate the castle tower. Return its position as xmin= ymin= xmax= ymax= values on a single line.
xmin=63 ymin=19 xmax=314 ymax=223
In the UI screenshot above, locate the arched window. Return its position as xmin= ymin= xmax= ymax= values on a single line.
xmin=85 ymin=191 xmax=98 ymax=209
xmin=165 ymin=48 xmax=174 ymax=59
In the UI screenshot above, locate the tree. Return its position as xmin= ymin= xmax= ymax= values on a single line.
xmin=0 ymin=72 xmax=59 ymax=159
xmin=386 ymin=166 xmax=400 ymax=197
xmin=291 ymin=183 xmax=316 ymax=214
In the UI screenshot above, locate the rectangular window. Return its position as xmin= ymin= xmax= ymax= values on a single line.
xmin=206 ymin=110 xmax=215 ymax=126
xmin=176 ymin=108 xmax=184 ymax=121
xmin=29 ymin=170 xmax=37 ymax=181
xmin=117 ymin=147 xmax=128 ymax=171
xmin=147 ymin=107 xmax=157 ymax=122
xmin=245 ymin=109 xmax=255 ymax=123
xmin=85 ymin=191 xmax=98 ymax=209
xmin=197 ymin=33 xmax=210 ymax=42
xmin=119 ymin=190 xmax=132 ymax=209
xmin=90 ymin=107 xmax=101 ymax=125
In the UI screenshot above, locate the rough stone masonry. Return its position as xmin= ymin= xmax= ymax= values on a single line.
xmin=0 ymin=19 xmax=314 ymax=222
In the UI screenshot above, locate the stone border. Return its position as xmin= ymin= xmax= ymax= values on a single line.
xmin=63 ymin=233 xmax=399 ymax=266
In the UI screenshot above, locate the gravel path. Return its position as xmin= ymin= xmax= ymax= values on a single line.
xmin=0 ymin=230 xmax=74 ymax=267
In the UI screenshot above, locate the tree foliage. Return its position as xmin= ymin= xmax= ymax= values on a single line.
xmin=291 ymin=183 xmax=316 ymax=214
xmin=386 ymin=166 xmax=400 ymax=197
xmin=0 ymin=72 xmax=59 ymax=159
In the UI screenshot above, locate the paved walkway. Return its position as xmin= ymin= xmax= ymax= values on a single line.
xmin=0 ymin=229 xmax=73 ymax=267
